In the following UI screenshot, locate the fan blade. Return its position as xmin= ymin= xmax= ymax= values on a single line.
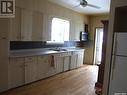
xmin=73 ymin=4 xmax=80 ymax=8
xmin=87 ymin=3 xmax=100 ymax=9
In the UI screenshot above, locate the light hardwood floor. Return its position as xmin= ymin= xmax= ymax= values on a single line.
xmin=1 ymin=65 xmax=98 ymax=95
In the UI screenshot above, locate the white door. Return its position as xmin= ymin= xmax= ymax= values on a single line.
xmin=109 ymin=56 xmax=127 ymax=94
xmin=8 ymin=58 xmax=25 ymax=88
xmin=94 ymin=28 xmax=103 ymax=65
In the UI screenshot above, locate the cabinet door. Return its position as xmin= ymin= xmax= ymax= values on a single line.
xmin=32 ymin=12 xmax=43 ymax=41
xmin=21 ymin=9 xmax=33 ymax=41
xmin=77 ymin=51 xmax=84 ymax=68
xmin=46 ymin=55 xmax=56 ymax=77
xmin=9 ymin=7 xmax=21 ymax=41
xmin=54 ymin=55 xmax=64 ymax=74
xmin=42 ymin=14 xmax=52 ymax=41
xmin=25 ymin=57 xmax=37 ymax=84
xmin=8 ymin=58 xmax=25 ymax=89
xmin=70 ymin=54 xmax=78 ymax=70
xmin=63 ymin=56 xmax=70 ymax=71
xmin=37 ymin=55 xmax=49 ymax=80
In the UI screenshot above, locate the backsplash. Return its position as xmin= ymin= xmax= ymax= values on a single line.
xmin=10 ymin=41 xmax=77 ymax=50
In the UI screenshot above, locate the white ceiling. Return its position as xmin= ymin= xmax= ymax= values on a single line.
xmin=48 ymin=0 xmax=111 ymax=15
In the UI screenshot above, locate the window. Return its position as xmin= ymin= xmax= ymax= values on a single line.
xmin=51 ymin=18 xmax=70 ymax=42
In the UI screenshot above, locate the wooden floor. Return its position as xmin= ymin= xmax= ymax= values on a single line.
xmin=1 ymin=65 xmax=98 ymax=95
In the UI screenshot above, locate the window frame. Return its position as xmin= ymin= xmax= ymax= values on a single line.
xmin=49 ymin=17 xmax=70 ymax=43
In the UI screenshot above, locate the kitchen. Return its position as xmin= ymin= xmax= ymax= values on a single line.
xmin=0 ymin=0 xmax=116 ymax=95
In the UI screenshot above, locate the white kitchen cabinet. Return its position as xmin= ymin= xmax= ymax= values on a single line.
xmin=9 ymin=8 xmax=33 ymax=41
xmin=9 ymin=7 xmax=21 ymax=41
xmin=8 ymin=49 xmax=84 ymax=90
xmin=70 ymin=54 xmax=78 ymax=70
xmin=8 ymin=58 xmax=25 ymax=89
xmin=24 ymin=57 xmax=37 ymax=84
xmin=21 ymin=9 xmax=33 ymax=41
xmin=42 ymin=14 xmax=52 ymax=41
xmin=77 ymin=50 xmax=84 ymax=68
xmin=37 ymin=55 xmax=56 ymax=79
xmin=32 ymin=12 xmax=43 ymax=41
xmin=54 ymin=54 xmax=64 ymax=74
xmin=8 ymin=57 xmax=38 ymax=88
xmin=70 ymin=50 xmax=84 ymax=69
xmin=54 ymin=52 xmax=71 ymax=73
xmin=63 ymin=56 xmax=70 ymax=72
xmin=37 ymin=55 xmax=48 ymax=80
xmin=45 ymin=55 xmax=57 ymax=77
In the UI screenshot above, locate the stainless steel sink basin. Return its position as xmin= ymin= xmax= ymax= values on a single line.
xmin=49 ymin=48 xmax=68 ymax=52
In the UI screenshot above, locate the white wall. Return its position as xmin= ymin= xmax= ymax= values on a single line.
xmin=103 ymin=0 xmax=127 ymax=95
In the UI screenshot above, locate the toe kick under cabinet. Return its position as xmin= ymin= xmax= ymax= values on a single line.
xmin=8 ymin=50 xmax=84 ymax=89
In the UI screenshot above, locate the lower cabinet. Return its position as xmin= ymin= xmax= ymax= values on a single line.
xmin=70 ymin=54 xmax=78 ymax=70
xmin=45 ymin=55 xmax=56 ymax=77
xmin=70 ymin=50 xmax=84 ymax=69
xmin=54 ymin=53 xmax=71 ymax=73
xmin=24 ymin=57 xmax=37 ymax=84
xmin=63 ymin=56 xmax=70 ymax=72
xmin=77 ymin=50 xmax=84 ymax=68
xmin=9 ymin=57 xmax=38 ymax=88
xmin=54 ymin=54 xmax=64 ymax=74
xmin=8 ymin=58 xmax=25 ymax=89
xmin=37 ymin=55 xmax=48 ymax=80
xmin=8 ymin=50 xmax=84 ymax=89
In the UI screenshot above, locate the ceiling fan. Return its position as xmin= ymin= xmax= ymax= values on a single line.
xmin=75 ymin=0 xmax=101 ymax=9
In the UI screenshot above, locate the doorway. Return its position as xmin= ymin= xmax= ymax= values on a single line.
xmin=94 ymin=28 xmax=104 ymax=65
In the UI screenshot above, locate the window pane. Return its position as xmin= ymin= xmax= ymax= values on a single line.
xmin=51 ymin=18 xmax=70 ymax=42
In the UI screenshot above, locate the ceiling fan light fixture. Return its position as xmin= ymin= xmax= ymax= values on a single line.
xmin=74 ymin=0 xmax=101 ymax=9
xmin=80 ymin=0 xmax=87 ymax=7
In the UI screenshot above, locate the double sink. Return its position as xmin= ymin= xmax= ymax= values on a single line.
xmin=49 ymin=48 xmax=68 ymax=52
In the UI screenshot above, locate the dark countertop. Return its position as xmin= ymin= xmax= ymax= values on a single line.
xmin=9 ymin=48 xmax=85 ymax=58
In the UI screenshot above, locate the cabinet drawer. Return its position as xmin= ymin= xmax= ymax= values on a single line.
xmin=61 ymin=52 xmax=72 ymax=57
xmin=9 ymin=57 xmax=24 ymax=64
xmin=72 ymin=51 xmax=84 ymax=55
xmin=72 ymin=51 xmax=79 ymax=55
xmin=38 ymin=55 xmax=50 ymax=62
xmin=25 ymin=57 xmax=36 ymax=62
xmin=54 ymin=52 xmax=72 ymax=57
